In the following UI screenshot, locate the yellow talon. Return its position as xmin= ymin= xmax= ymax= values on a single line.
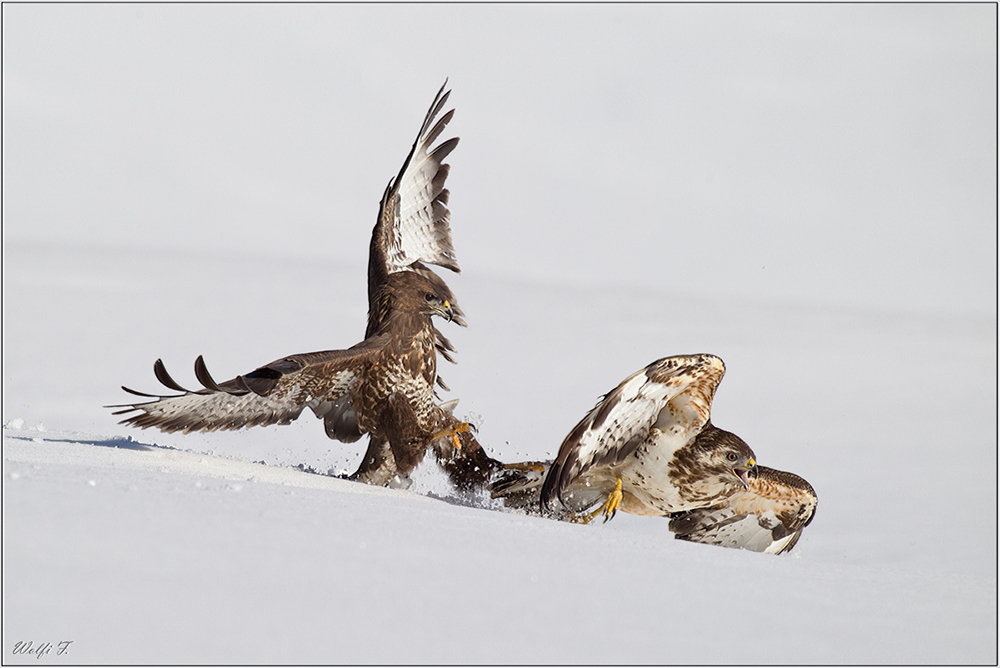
xmin=430 ymin=421 xmax=474 ymax=451
xmin=570 ymin=478 xmax=624 ymax=524
xmin=602 ymin=477 xmax=623 ymax=523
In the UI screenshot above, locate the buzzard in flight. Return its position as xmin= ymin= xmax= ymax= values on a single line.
xmin=492 ymin=354 xmax=817 ymax=554
xmin=110 ymin=83 xmax=496 ymax=486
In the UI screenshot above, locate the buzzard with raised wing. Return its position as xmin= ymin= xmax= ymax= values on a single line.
xmin=491 ymin=354 xmax=817 ymax=553
xmin=110 ymin=83 xmax=494 ymax=485
xmin=348 ymin=83 xmax=500 ymax=488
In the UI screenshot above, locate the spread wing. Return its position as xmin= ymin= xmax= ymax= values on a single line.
xmin=541 ymin=354 xmax=726 ymax=509
xmin=107 ymin=338 xmax=385 ymax=441
xmin=365 ymin=82 xmax=465 ymax=388
xmin=368 ymin=81 xmax=460 ymax=298
xmin=668 ymin=466 xmax=818 ymax=554
xmin=109 ymin=85 xmax=463 ymax=445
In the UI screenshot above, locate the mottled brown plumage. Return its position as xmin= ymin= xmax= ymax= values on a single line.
xmin=536 ymin=354 xmax=757 ymax=517
xmin=350 ymin=399 xmax=499 ymax=491
xmin=110 ymin=83 xmax=501 ymax=486
xmin=347 ymin=81 xmax=499 ymax=487
xmin=668 ymin=466 xmax=817 ymax=554
xmin=492 ymin=354 xmax=817 ymax=553
xmin=111 ymin=271 xmax=460 ymax=478
xmin=364 ymin=82 xmax=465 ymax=385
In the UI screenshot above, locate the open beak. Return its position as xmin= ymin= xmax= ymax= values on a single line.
xmin=732 ymin=459 xmax=758 ymax=490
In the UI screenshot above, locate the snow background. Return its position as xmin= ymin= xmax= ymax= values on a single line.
xmin=3 ymin=4 xmax=996 ymax=664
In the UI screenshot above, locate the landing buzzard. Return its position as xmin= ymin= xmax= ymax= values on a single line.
xmin=110 ymin=83 xmax=491 ymax=484
xmin=491 ymin=354 xmax=817 ymax=553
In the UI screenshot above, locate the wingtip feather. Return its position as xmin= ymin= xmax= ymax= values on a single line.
xmin=154 ymin=358 xmax=192 ymax=393
xmin=194 ymin=355 xmax=224 ymax=392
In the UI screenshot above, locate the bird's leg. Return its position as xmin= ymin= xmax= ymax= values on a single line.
xmin=429 ymin=421 xmax=475 ymax=452
xmin=601 ymin=477 xmax=624 ymax=523
xmin=568 ymin=478 xmax=624 ymax=525
xmin=348 ymin=438 xmax=398 ymax=486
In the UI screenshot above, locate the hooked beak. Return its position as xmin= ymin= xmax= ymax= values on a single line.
xmin=432 ymin=300 xmax=455 ymax=323
xmin=732 ymin=459 xmax=758 ymax=490
xmin=446 ymin=299 xmax=468 ymax=327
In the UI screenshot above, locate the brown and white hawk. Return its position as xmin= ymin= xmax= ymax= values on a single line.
xmin=491 ymin=354 xmax=817 ymax=554
xmin=668 ymin=466 xmax=817 ymax=554
xmin=110 ymin=83 xmax=496 ymax=486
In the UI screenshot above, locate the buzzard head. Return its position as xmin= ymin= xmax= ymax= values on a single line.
xmin=728 ymin=452 xmax=758 ymax=491
xmin=407 ymin=273 xmax=460 ymax=324
xmin=714 ymin=439 xmax=758 ymax=491
xmin=422 ymin=291 xmax=456 ymax=322
xmin=678 ymin=424 xmax=759 ymax=497
xmin=405 ymin=263 xmax=467 ymax=327
xmin=371 ymin=271 xmax=465 ymax=330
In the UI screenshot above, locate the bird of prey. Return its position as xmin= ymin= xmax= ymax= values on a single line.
xmin=350 ymin=82 xmax=500 ymax=488
xmin=110 ymin=83 xmax=496 ymax=486
xmin=668 ymin=466 xmax=817 ymax=554
xmin=491 ymin=354 xmax=817 ymax=554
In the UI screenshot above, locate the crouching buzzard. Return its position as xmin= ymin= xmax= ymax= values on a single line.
xmin=491 ymin=354 xmax=817 ymax=554
xmin=110 ymin=83 xmax=497 ymax=485
xmin=668 ymin=466 xmax=817 ymax=554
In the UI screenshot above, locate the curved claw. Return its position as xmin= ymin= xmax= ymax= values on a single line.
xmin=429 ymin=421 xmax=476 ymax=452
xmin=602 ymin=477 xmax=624 ymax=523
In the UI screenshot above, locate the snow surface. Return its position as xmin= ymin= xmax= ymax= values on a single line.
xmin=4 ymin=244 xmax=996 ymax=665
xmin=4 ymin=4 xmax=996 ymax=665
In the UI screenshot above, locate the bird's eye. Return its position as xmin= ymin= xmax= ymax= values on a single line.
xmin=727 ymin=452 xmax=738 ymax=462
xmin=424 ymin=293 xmax=436 ymax=302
